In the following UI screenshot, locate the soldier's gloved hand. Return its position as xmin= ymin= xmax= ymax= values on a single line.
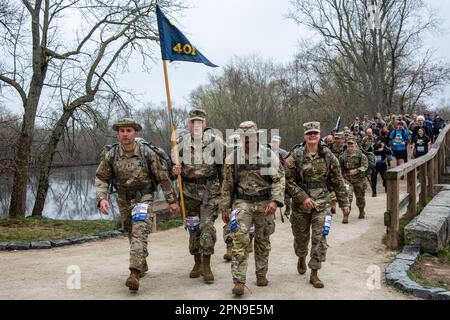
xmin=221 ymin=211 xmax=230 ymax=224
xmin=265 ymin=201 xmax=278 ymax=215
xmin=169 ymin=202 xmax=180 ymax=215
xmin=342 ymin=207 xmax=350 ymax=215
xmin=172 ymin=164 xmax=181 ymax=176
xmin=99 ymin=199 xmax=110 ymax=215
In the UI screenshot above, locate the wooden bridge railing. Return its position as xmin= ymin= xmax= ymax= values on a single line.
xmin=385 ymin=124 xmax=450 ymax=250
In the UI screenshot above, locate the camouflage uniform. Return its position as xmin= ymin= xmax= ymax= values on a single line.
xmin=220 ymin=121 xmax=284 ymax=291
xmin=176 ymin=109 xmax=226 ymax=282
xmin=339 ymin=136 xmax=369 ymax=218
xmin=95 ymin=118 xmax=177 ymax=280
xmin=177 ymin=132 xmax=225 ymax=255
xmin=329 ymin=132 xmax=346 ymax=213
xmin=360 ymin=135 xmax=375 ymax=152
xmin=285 ymin=122 xmax=349 ymax=276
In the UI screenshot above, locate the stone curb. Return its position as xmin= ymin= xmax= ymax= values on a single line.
xmin=385 ymin=245 xmax=450 ymax=300
xmin=0 ymin=229 xmax=124 ymax=251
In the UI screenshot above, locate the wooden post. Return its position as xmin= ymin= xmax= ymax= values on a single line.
xmin=427 ymin=158 xmax=434 ymax=197
xmin=407 ymin=168 xmax=417 ymax=219
xmin=387 ymin=177 xmax=400 ymax=250
xmin=419 ymin=163 xmax=427 ymax=207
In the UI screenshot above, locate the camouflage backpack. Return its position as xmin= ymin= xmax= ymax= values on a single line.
xmin=290 ymin=144 xmax=333 ymax=183
xmin=342 ymin=149 xmax=375 ymax=176
xmin=102 ymin=137 xmax=173 ymax=193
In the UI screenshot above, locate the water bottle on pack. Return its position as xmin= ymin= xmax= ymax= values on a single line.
xmin=230 ymin=209 xmax=239 ymax=233
xmin=323 ymin=212 xmax=332 ymax=236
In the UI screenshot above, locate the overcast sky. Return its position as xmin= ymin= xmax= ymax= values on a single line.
xmin=120 ymin=0 xmax=311 ymax=109
xmin=4 ymin=0 xmax=450 ymax=114
xmin=117 ymin=0 xmax=450 ymax=111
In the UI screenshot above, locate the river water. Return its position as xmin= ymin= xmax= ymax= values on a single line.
xmin=0 ymin=165 xmax=119 ymax=220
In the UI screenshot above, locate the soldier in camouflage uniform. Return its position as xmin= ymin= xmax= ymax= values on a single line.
xmin=284 ymin=122 xmax=349 ymax=288
xmin=339 ymin=135 xmax=369 ymax=223
xmin=360 ymin=128 xmax=375 ymax=152
xmin=271 ymin=135 xmax=291 ymax=218
xmin=222 ymin=132 xmax=256 ymax=261
xmin=220 ymin=121 xmax=284 ymax=296
xmin=329 ymin=132 xmax=346 ymax=214
xmin=172 ymin=109 xmax=226 ymax=284
xmin=95 ymin=118 xmax=180 ymax=291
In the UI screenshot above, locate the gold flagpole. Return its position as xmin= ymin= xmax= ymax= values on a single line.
xmin=162 ymin=59 xmax=187 ymax=226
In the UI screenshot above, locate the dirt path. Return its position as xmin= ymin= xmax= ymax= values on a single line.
xmin=0 ymin=188 xmax=413 ymax=300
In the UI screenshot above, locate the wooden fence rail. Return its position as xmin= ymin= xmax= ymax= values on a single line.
xmin=385 ymin=124 xmax=450 ymax=250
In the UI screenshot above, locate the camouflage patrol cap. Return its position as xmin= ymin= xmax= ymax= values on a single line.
xmin=112 ymin=118 xmax=142 ymax=132
xmin=189 ymin=108 xmax=207 ymax=121
xmin=303 ymin=121 xmax=320 ymax=134
xmin=334 ymin=132 xmax=344 ymax=139
xmin=347 ymin=135 xmax=356 ymax=144
xmin=238 ymin=121 xmax=263 ymax=134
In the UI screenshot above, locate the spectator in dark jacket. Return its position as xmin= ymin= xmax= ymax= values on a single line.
xmin=371 ymin=137 xmax=392 ymax=197
xmin=433 ymin=112 xmax=446 ymax=140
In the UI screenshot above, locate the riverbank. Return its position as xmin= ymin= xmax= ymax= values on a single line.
xmin=0 ymin=216 xmax=118 ymax=243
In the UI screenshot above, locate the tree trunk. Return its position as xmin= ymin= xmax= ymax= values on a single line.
xmin=32 ymin=110 xmax=74 ymax=216
xmin=8 ymin=1 xmax=47 ymax=217
xmin=8 ymin=70 xmax=47 ymax=217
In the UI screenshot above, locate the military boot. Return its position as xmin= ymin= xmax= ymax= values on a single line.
xmin=140 ymin=260 xmax=148 ymax=278
xmin=297 ymin=256 xmax=307 ymax=274
xmin=342 ymin=214 xmax=349 ymax=224
xmin=358 ymin=207 xmax=365 ymax=219
xmin=202 ymin=255 xmax=214 ymax=283
xmin=256 ymin=274 xmax=268 ymax=286
xmin=125 ymin=268 xmax=140 ymax=291
xmin=309 ymin=270 xmax=324 ymax=288
xmin=189 ymin=254 xmax=203 ymax=278
xmin=232 ymin=282 xmax=245 ymax=296
xmin=223 ymin=245 xmax=232 ymax=262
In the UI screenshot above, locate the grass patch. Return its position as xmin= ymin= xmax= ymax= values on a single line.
xmin=157 ymin=218 xmax=183 ymax=231
xmin=408 ymin=248 xmax=450 ymax=291
xmin=0 ymin=216 xmax=117 ymax=243
xmin=438 ymin=246 xmax=450 ymax=264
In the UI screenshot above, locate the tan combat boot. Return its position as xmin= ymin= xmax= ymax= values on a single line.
xmin=189 ymin=254 xmax=203 ymax=278
xmin=202 ymin=255 xmax=214 ymax=284
xmin=297 ymin=256 xmax=307 ymax=274
xmin=223 ymin=245 xmax=232 ymax=262
xmin=256 ymin=274 xmax=268 ymax=286
xmin=232 ymin=282 xmax=245 ymax=296
xmin=342 ymin=212 xmax=349 ymax=224
xmin=125 ymin=268 xmax=140 ymax=291
xmin=309 ymin=269 xmax=324 ymax=288
xmin=358 ymin=207 xmax=365 ymax=219
xmin=140 ymin=259 xmax=148 ymax=278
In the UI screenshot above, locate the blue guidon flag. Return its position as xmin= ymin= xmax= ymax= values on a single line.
xmin=156 ymin=5 xmax=218 ymax=68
